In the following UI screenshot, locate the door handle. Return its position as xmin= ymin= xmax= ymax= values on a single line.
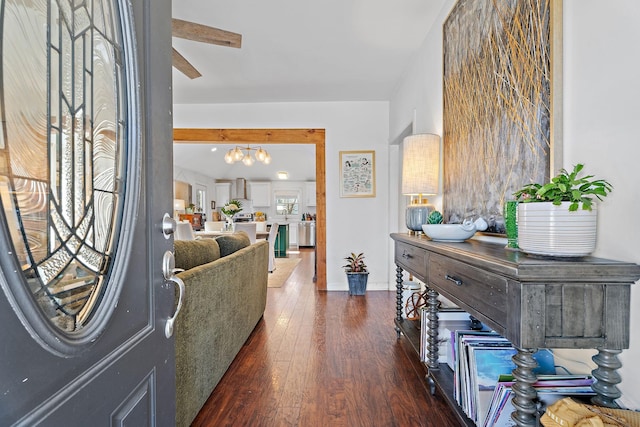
xmin=162 ymin=213 xmax=177 ymax=239
xmin=162 ymin=250 xmax=185 ymax=338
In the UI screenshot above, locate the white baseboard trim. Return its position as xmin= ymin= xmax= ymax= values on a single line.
xmin=326 ymin=281 xmax=391 ymax=292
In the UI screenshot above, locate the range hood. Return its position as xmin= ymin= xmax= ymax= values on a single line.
xmin=233 ymin=178 xmax=247 ymax=199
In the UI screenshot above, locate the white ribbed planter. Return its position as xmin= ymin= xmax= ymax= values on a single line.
xmin=517 ymin=202 xmax=597 ymax=257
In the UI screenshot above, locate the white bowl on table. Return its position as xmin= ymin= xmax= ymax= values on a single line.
xmin=422 ymin=218 xmax=488 ymax=242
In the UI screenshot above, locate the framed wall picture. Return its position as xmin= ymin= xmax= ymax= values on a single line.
xmin=442 ymin=0 xmax=562 ymax=234
xmin=210 ymin=200 xmax=216 ymax=210
xmin=339 ymin=150 xmax=375 ymax=198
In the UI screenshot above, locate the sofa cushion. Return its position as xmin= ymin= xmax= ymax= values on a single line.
xmin=174 ymin=239 xmax=221 ymax=271
xmin=216 ymin=232 xmax=251 ymax=257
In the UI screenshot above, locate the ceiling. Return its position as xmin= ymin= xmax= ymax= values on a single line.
xmin=174 ymin=143 xmax=317 ymax=181
xmin=172 ymin=1 xmax=446 ymax=180
xmin=171 ymin=0 xmax=446 ymax=104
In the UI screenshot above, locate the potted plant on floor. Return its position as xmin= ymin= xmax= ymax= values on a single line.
xmin=343 ymin=252 xmax=368 ymax=295
xmin=513 ymin=163 xmax=612 ymax=257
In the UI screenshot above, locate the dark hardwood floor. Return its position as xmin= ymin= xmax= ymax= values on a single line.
xmin=192 ymin=248 xmax=460 ymax=427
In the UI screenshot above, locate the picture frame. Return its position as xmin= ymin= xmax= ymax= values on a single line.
xmin=210 ymin=201 xmax=216 ymax=210
xmin=339 ymin=150 xmax=376 ymax=198
xmin=442 ymin=0 xmax=563 ymax=234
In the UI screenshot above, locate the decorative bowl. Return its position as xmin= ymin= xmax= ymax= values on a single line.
xmin=422 ymin=224 xmax=477 ymax=242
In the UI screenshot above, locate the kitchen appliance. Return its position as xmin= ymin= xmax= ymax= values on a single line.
xmin=298 ymin=221 xmax=316 ymax=247
xmin=233 ymin=178 xmax=247 ymax=199
xmin=234 ymin=212 xmax=253 ymax=222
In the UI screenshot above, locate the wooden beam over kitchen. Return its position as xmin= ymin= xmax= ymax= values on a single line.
xmin=173 ymin=128 xmax=325 ymax=144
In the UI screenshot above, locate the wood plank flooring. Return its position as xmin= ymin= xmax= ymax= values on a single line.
xmin=192 ymin=249 xmax=460 ymax=427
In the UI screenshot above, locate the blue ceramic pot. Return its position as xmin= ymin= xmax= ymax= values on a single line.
xmin=346 ymin=272 xmax=368 ymax=295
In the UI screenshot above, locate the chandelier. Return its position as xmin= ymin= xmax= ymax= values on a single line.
xmin=223 ymin=145 xmax=271 ymax=166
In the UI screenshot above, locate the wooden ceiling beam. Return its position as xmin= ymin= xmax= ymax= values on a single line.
xmin=172 ymin=18 xmax=242 ymax=48
xmin=172 ymin=48 xmax=202 ymax=79
xmin=173 ymin=128 xmax=325 ymax=144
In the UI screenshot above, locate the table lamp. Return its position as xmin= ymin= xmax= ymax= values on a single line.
xmin=174 ymin=199 xmax=186 ymax=220
xmin=401 ymin=134 xmax=440 ymax=234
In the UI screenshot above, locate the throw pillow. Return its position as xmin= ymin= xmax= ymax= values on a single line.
xmin=174 ymin=239 xmax=221 ymax=271
xmin=216 ymin=232 xmax=250 ymax=257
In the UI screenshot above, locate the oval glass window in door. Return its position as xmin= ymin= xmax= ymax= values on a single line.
xmin=0 ymin=0 xmax=132 ymax=337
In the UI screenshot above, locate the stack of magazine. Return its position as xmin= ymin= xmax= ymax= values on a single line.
xmin=452 ymin=329 xmax=584 ymax=426
xmin=482 ymin=374 xmax=595 ymax=427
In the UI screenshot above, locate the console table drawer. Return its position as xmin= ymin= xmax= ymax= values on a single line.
xmin=395 ymin=241 xmax=428 ymax=281
xmin=429 ymin=254 xmax=507 ymax=329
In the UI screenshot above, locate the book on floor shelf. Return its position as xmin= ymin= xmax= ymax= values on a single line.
xmin=483 ymin=374 xmax=595 ymax=427
xmin=421 ymin=316 xmax=600 ymax=427
xmin=452 ymin=329 xmax=562 ymax=426
xmin=419 ymin=307 xmax=470 ymax=364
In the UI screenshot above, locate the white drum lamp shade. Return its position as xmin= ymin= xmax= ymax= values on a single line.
xmin=402 ymin=134 xmax=440 ymax=232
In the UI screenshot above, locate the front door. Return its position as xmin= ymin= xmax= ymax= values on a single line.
xmin=0 ymin=0 xmax=176 ymax=425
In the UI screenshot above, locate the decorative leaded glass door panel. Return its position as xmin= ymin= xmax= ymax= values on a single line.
xmin=0 ymin=0 xmax=175 ymax=424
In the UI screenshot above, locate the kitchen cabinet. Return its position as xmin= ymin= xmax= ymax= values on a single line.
xmin=215 ymin=182 xmax=231 ymax=207
xmin=288 ymin=222 xmax=298 ymax=246
xmin=248 ymin=182 xmax=272 ymax=207
xmin=304 ymin=181 xmax=316 ymax=207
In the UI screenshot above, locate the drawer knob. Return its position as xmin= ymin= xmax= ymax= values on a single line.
xmin=444 ymin=274 xmax=463 ymax=286
xmin=402 ymin=252 xmax=413 ymax=259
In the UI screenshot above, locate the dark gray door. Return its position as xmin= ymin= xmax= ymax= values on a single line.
xmin=0 ymin=0 xmax=176 ymax=425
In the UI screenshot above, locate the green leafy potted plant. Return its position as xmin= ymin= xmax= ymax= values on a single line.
xmin=513 ymin=164 xmax=612 ymax=257
xmin=343 ymin=252 xmax=368 ymax=295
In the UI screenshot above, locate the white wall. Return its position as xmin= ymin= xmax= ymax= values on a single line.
xmin=388 ymin=0 xmax=640 ymax=408
xmin=173 ymin=102 xmax=391 ymax=291
xmin=563 ymin=0 xmax=640 ymax=408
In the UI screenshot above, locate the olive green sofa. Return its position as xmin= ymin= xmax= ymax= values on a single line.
xmin=173 ymin=233 xmax=269 ymax=427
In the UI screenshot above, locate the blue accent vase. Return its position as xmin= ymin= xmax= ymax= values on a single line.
xmin=405 ymin=204 xmax=434 ymax=233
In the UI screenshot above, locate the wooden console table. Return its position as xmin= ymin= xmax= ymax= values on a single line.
xmin=390 ymin=233 xmax=640 ymax=426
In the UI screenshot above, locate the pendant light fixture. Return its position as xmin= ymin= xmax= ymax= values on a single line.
xmin=224 ymin=145 xmax=272 ymax=166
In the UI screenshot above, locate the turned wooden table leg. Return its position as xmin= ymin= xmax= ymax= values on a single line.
xmin=395 ymin=265 xmax=403 ymax=338
xmin=425 ymin=286 xmax=440 ymax=371
xmin=591 ymin=348 xmax=623 ymax=408
xmin=425 ymin=287 xmax=440 ymax=396
xmin=511 ymin=348 xmax=539 ymax=427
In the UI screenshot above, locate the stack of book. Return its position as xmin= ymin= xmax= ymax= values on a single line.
xmin=421 ymin=315 xmax=598 ymax=426
xmin=419 ymin=307 xmax=470 ymax=365
xmin=453 ymin=330 xmax=557 ymax=425
xmin=483 ymin=375 xmax=595 ymax=427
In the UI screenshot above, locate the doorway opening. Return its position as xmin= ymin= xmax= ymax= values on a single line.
xmin=173 ymin=128 xmax=327 ymax=290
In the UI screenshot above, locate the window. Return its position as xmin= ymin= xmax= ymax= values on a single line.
xmin=196 ymin=185 xmax=207 ymax=212
xmin=275 ymin=192 xmax=299 ymax=217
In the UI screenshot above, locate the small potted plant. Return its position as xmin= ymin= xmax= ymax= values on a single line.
xmin=343 ymin=252 xmax=368 ymax=295
xmin=512 ymin=164 xmax=612 ymax=257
